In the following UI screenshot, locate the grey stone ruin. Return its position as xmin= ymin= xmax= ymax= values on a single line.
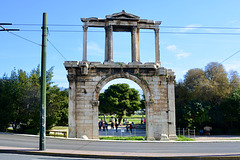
xmin=64 ymin=10 xmax=176 ymax=140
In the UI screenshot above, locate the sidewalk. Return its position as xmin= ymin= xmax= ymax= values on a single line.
xmin=194 ymin=135 xmax=240 ymax=141
xmin=1 ymin=145 xmax=240 ymax=159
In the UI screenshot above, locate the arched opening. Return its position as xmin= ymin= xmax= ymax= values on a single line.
xmin=96 ymin=77 xmax=147 ymax=139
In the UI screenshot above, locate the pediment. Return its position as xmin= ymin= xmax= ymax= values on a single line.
xmin=106 ymin=10 xmax=140 ymax=20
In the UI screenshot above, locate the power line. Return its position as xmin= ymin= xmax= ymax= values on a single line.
xmin=160 ymin=26 xmax=240 ymax=30
xmin=18 ymin=29 xmax=240 ymax=35
xmin=12 ymin=23 xmax=240 ymax=30
xmin=47 ymin=38 xmax=68 ymax=61
xmin=220 ymin=49 xmax=240 ymax=64
xmin=7 ymin=31 xmax=41 ymax=46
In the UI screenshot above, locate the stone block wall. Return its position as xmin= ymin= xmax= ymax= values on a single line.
xmin=65 ymin=61 xmax=176 ymax=140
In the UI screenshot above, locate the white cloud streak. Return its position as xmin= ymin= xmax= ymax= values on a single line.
xmin=166 ymin=45 xmax=191 ymax=59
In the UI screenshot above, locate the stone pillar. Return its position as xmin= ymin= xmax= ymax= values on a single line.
xmin=145 ymin=100 xmax=155 ymax=140
xmin=154 ymin=27 xmax=160 ymax=65
xmin=67 ymin=68 xmax=77 ymax=138
xmin=104 ymin=26 xmax=109 ymax=62
xmin=167 ymin=72 xmax=177 ymax=139
xmin=136 ymin=28 xmax=140 ymax=62
xmin=82 ymin=25 xmax=88 ymax=62
xmin=107 ymin=25 xmax=113 ymax=62
xmin=92 ymin=101 xmax=99 ymax=139
xmin=131 ymin=26 xmax=140 ymax=63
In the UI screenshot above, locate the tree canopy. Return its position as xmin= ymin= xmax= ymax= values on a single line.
xmin=176 ymin=62 xmax=240 ymax=134
xmin=99 ymin=83 xmax=141 ymax=123
xmin=0 ymin=66 xmax=68 ymax=133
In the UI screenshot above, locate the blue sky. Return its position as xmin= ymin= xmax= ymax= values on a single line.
xmin=1 ymin=0 xmax=240 ymax=91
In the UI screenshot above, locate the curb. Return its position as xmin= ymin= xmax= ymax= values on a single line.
xmin=1 ymin=148 xmax=240 ymax=160
xmin=2 ymin=132 xmax=240 ymax=143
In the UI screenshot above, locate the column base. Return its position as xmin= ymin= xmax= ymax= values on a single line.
xmin=103 ymin=61 xmax=115 ymax=65
xmin=128 ymin=61 xmax=142 ymax=65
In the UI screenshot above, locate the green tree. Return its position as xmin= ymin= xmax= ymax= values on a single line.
xmin=220 ymin=89 xmax=240 ymax=133
xmin=175 ymin=81 xmax=191 ymax=128
xmin=176 ymin=62 xmax=235 ymax=131
xmin=0 ymin=76 xmax=17 ymax=131
xmin=99 ymin=83 xmax=141 ymax=124
xmin=228 ymin=70 xmax=240 ymax=91
xmin=181 ymin=101 xmax=211 ymax=129
xmin=203 ymin=62 xmax=230 ymax=106
xmin=0 ymin=66 xmax=68 ymax=133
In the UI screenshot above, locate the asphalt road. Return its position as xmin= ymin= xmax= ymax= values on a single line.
xmin=1 ymin=133 xmax=240 ymax=155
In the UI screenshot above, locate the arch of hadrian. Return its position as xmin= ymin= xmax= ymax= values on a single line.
xmin=64 ymin=10 xmax=176 ymax=140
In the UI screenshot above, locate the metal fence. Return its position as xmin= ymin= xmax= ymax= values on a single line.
xmin=99 ymin=128 xmax=146 ymax=137
xmin=176 ymin=128 xmax=195 ymax=138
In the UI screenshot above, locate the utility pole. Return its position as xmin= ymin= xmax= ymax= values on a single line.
xmin=40 ymin=12 xmax=47 ymax=151
xmin=0 ymin=23 xmax=19 ymax=31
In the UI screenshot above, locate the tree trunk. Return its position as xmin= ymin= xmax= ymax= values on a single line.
xmin=118 ymin=116 xmax=122 ymax=125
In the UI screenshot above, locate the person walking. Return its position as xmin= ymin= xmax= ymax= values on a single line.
xmin=115 ymin=123 xmax=118 ymax=132
xmin=126 ymin=124 xmax=129 ymax=132
xmin=105 ymin=122 xmax=108 ymax=131
xmin=130 ymin=124 xmax=133 ymax=133
xmin=111 ymin=121 xmax=114 ymax=129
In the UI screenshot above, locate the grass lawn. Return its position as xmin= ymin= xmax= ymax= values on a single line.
xmin=99 ymin=136 xmax=145 ymax=141
xmin=175 ymin=135 xmax=195 ymax=141
xmin=51 ymin=126 xmax=68 ymax=130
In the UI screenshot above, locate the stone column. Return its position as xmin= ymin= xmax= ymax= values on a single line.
xmin=82 ymin=25 xmax=88 ymax=62
xmin=92 ymin=101 xmax=99 ymax=139
xmin=104 ymin=26 xmax=109 ymax=62
xmin=136 ymin=28 xmax=140 ymax=62
xmin=145 ymin=100 xmax=155 ymax=140
xmin=154 ymin=27 xmax=160 ymax=65
xmin=167 ymin=73 xmax=177 ymax=139
xmin=131 ymin=26 xmax=140 ymax=63
xmin=67 ymin=68 xmax=77 ymax=138
xmin=108 ymin=25 xmax=113 ymax=62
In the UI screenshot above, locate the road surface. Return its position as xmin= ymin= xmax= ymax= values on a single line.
xmin=0 ymin=133 xmax=240 ymax=159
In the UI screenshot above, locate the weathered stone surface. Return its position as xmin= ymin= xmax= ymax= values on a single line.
xmin=65 ymin=62 xmax=176 ymax=140
xmin=65 ymin=11 xmax=176 ymax=140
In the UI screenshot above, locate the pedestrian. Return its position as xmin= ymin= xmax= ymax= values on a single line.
xmin=200 ymin=129 xmax=203 ymax=135
xmin=98 ymin=121 xmax=102 ymax=131
xmin=131 ymin=122 xmax=134 ymax=128
xmin=144 ymin=118 xmax=146 ymax=124
xmin=115 ymin=123 xmax=118 ymax=132
xmin=130 ymin=124 xmax=133 ymax=133
xmin=103 ymin=122 xmax=105 ymax=131
xmin=126 ymin=124 xmax=129 ymax=132
xmin=111 ymin=121 xmax=114 ymax=129
xmin=141 ymin=117 xmax=143 ymax=124
xmin=105 ymin=122 xmax=108 ymax=131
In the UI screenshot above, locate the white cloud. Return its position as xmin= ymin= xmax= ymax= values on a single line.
xmin=166 ymin=45 xmax=191 ymax=59
xmin=176 ymin=52 xmax=191 ymax=59
xmin=166 ymin=45 xmax=177 ymax=51
xmin=224 ymin=61 xmax=240 ymax=71
xmin=88 ymin=42 xmax=104 ymax=54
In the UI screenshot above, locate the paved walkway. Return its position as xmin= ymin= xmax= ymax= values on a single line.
xmin=1 ymin=145 xmax=240 ymax=159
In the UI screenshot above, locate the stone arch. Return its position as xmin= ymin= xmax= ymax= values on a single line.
xmin=64 ymin=11 xmax=176 ymax=140
xmin=93 ymin=73 xmax=152 ymax=102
